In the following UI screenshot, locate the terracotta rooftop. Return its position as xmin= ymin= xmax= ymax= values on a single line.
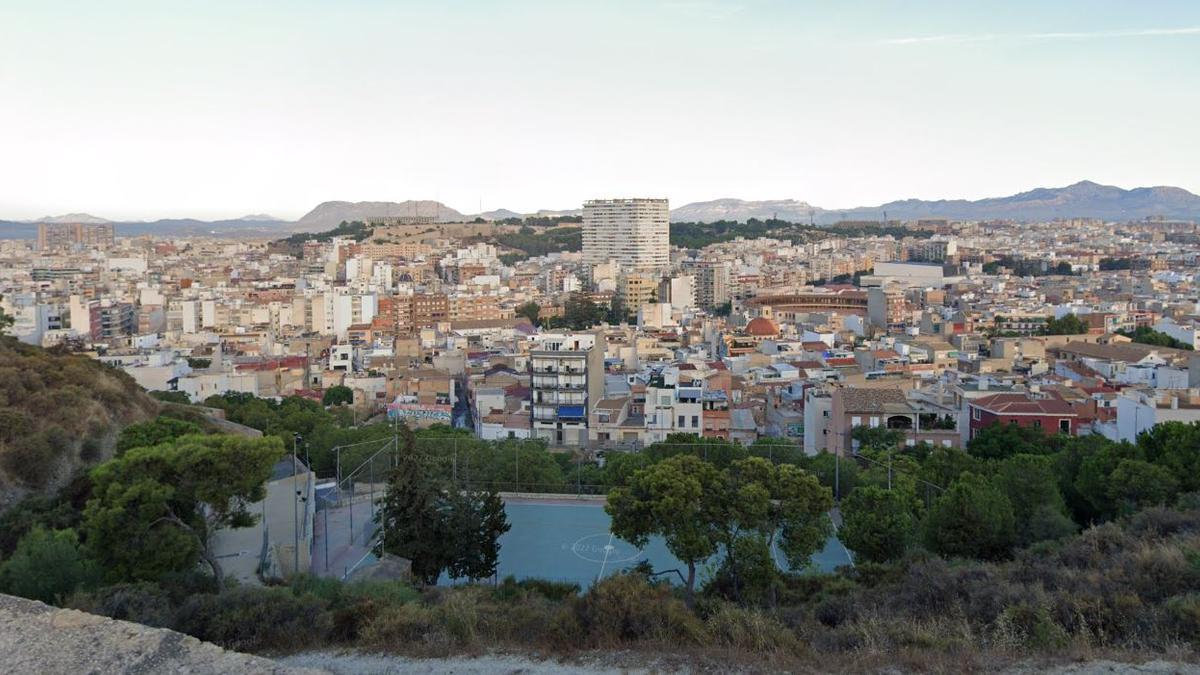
xmin=835 ymin=387 xmax=909 ymax=413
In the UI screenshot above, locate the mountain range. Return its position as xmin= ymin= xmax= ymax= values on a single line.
xmin=3 ymin=181 xmax=1198 ymax=239
xmin=670 ymin=181 xmax=1200 ymax=224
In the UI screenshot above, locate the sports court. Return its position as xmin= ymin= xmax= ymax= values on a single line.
xmin=444 ymin=496 xmax=854 ymax=588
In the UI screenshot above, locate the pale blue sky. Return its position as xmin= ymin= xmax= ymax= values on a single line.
xmin=1 ymin=1 xmax=1198 ymax=220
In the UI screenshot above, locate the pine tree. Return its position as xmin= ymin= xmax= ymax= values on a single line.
xmin=375 ymin=425 xmax=510 ymax=585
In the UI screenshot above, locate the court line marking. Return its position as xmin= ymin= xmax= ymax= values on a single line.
xmin=596 ymin=532 xmax=616 ymax=581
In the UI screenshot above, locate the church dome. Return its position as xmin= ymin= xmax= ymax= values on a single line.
xmin=745 ymin=316 xmax=780 ymax=337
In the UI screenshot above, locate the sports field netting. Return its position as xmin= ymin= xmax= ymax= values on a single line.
xmin=441 ymin=497 xmax=854 ymax=588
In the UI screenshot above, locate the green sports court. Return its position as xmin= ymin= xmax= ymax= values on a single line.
xmin=441 ymin=496 xmax=855 ymax=588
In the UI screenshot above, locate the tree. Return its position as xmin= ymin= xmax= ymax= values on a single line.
xmin=1118 ymin=326 xmax=1194 ymax=350
xmin=801 ymin=451 xmax=859 ymax=500
xmin=376 ymin=426 xmax=511 ymax=585
xmin=1107 ymin=459 xmax=1179 ymax=514
xmin=1043 ymin=314 xmax=1088 ymax=336
xmin=840 ymin=486 xmax=916 ymax=563
xmin=561 ymin=291 xmax=606 ymax=330
xmin=607 ymin=454 xmax=723 ymax=607
xmin=602 ymin=450 xmax=651 ymax=487
xmin=443 ymin=489 xmax=510 ymax=581
xmin=643 ymin=433 xmax=748 ymax=469
xmin=748 ymin=438 xmax=805 ymax=466
xmin=851 ymin=426 xmax=904 ymax=452
xmin=607 ymin=295 xmax=627 ymax=324
xmin=115 ymin=416 xmax=203 ymax=455
xmin=376 ymin=426 xmax=444 ymax=584
xmin=967 ymin=422 xmax=1056 ymax=461
xmin=515 ymin=301 xmax=541 ymax=326
xmin=322 ymin=385 xmax=354 ymax=407
xmin=0 ymin=295 xmax=14 ymax=335
xmin=918 ymin=446 xmax=983 ymax=491
xmin=922 ymin=473 xmax=1016 ymax=560
xmin=83 ymin=434 xmax=283 ymax=589
xmin=716 ymin=458 xmax=832 ymax=604
xmin=0 ymin=527 xmax=99 ymax=604
xmin=1137 ymin=422 xmax=1200 ymax=491
xmin=993 ymin=454 xmax=1076 ymax=546
xmin=149 ymin=390 xmax=191 ymax=404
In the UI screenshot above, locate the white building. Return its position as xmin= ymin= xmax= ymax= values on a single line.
xmin=1154 ymin=318 xmax=1200 ymax=350
xmin=582 ymin=198 xmax=669 ymax=274
xmin=529 ymin=331 xmax=606 ymax=446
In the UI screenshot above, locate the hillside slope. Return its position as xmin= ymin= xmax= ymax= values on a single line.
xmin=0 ymin=339 xmax=157 ymax=508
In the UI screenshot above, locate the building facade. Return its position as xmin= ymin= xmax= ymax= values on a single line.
xmin=582 ymin=198 xmax=669 ymax=274
xmin=529 ymin=331 xmax=606 ymax=446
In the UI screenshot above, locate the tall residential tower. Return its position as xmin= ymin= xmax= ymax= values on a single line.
xmin=582 ymin=198 xmax=669 ymax=274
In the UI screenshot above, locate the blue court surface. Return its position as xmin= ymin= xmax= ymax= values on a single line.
xmin=444 ymin=497 xmax=854 ymax=588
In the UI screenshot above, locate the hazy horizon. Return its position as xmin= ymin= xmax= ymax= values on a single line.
xmin=3 ymin=0 xmax=1198 ymax=221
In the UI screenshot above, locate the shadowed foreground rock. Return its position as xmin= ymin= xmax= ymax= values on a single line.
xmin=0 ymin=593 xmax=328 ymax=675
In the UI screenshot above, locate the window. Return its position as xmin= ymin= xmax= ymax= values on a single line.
xmin=851 ymin=416 xmax=861 ymax=427
xmin=691 ymin=415 xmax=699 ymax=428
xmin=1059 ymin=419 xmax=1071 ymax=434
xmin=678 ymin=415 xmax=685 ymax=427
xmin=972 ymin=408 xmax=981 ymax=421
xmin=942 ymin=439 xmax=952 ymax=447
xmin=1032 ymin=419 xmax=1042 ymax=428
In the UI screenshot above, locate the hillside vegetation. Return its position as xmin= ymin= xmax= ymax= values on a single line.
xmin=0 ymin=338 xmax=157 ymax=506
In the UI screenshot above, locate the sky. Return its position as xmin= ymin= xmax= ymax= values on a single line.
xmin=1 ymin=0 xmax=1198 ymax=221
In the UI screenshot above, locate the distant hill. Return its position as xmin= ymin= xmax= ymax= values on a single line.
xmin=477 ymin=208 xmax=523 ymax=221
xmin=671 ymin=198 xmax=822 ymax=223
xmin=296 ymin=200 xmax=465 ymax=230
xmin=0 ymin=215 xmax=295 ymax=240
xmin=0 ymin=339 xmax=157 ymax=508
xmin=671 ymin=181 xmax=1200 ymax=224
xmin=37 ymin=213 xmax=112 ymax=224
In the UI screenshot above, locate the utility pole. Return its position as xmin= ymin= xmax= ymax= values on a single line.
xmin=834 ymin=451 xmax=840 ymax=500
xmin=292 ymin=433 xmax=303 ymax=577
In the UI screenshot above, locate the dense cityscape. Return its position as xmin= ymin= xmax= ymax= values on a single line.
xmin=4 ymin=1 xmax=1200 ymax=673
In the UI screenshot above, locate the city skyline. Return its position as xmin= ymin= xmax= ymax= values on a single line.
xmin=2 ymin=1 xmax=1199 ymax=221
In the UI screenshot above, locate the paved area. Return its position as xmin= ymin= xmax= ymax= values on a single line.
xmin=312 ymin=497 xmax=379 ymax=579
xmin=0 ymin=593 xmax=325 ymax=674
xmin=314 ymin=495 xmax=853 ymax=587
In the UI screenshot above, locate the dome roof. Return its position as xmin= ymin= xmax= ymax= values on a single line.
xmin=745 ymin=316 xmax=780 ymax=337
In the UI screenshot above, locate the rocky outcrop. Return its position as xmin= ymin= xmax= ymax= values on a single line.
xmin=0 ymin=594 xmax=327 ymax=674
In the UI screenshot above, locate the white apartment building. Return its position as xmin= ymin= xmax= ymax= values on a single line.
xmin=528 ymin=331 xmax=606 ymax=446
xmin=582 ymin=198 xmax=669 ymax=274
xmin=643 ymin=368 xmax=704 ymax=443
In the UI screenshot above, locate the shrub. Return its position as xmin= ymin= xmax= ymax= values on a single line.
xmin=361 ymin=602 xmax=446 ymax=651
xmin=68 ymin=582 xmax=174 ymax=628
xmin=493 ymin=575 xmax=580 ymax=602
xmin=705 ymin=604 xmax=799 ymax=653
xmin=1127 ymin=507 xmax=1200 ymax=539
xmin=1127 ymin=543 xmax=1199 ymax=602
xmin=576 ymin=573 xmax=704 ymax=645
xmin=434 ymin=588 xmax=481 ymax=646
xmin=173 ymin=587 xmax=332 ymax=652
xmin=1164 ymin=594 xmax=1200 ymax=644
xmin=992 ymin=602 xmax=1069 ymax=651
xmin=0 ymin=527 xmax=99 ymax=604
